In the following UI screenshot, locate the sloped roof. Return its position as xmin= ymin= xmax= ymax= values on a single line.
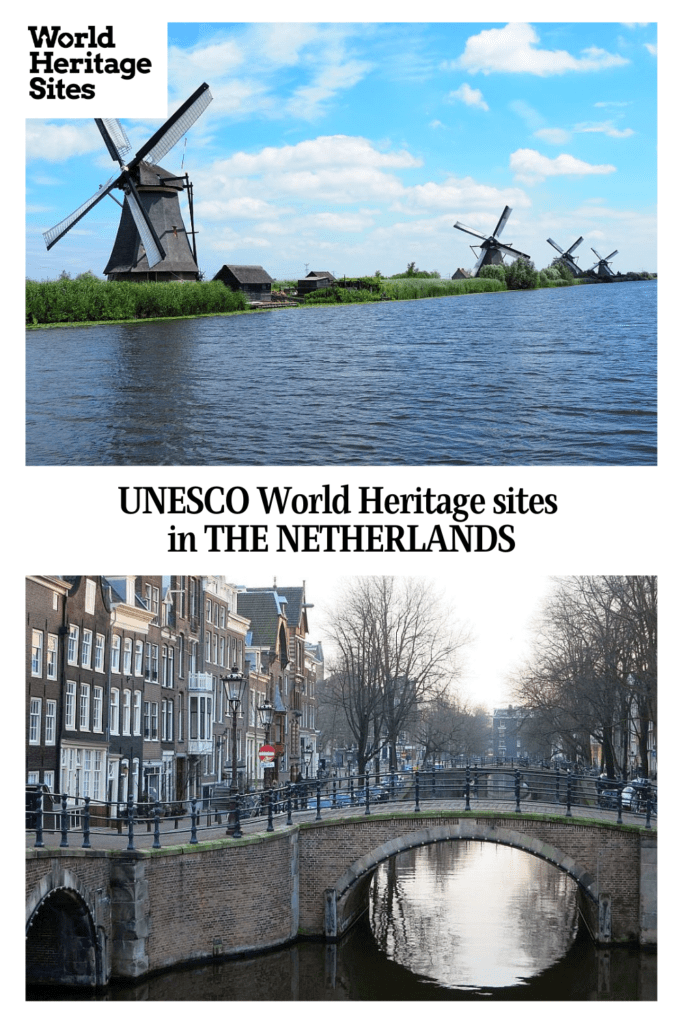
xmin=275 ymin=586 xmax=306 ymax=629
xmin=237 ymin=590 xmax=284 ymax=647
xmin=215 ymin=264 xmax=274 ymax=284
xmin=307 ymin=271 xmax=334 ymax=279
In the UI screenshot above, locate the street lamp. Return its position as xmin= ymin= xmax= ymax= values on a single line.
xmin=258 ymin=699 xmax=275 ymax=787
xmin=303 ymin=744 xmax=313 ymax=778
xmin=221 ymin=666 xmax=247 ymax=795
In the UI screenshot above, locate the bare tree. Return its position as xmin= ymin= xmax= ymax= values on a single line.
xmin=324 ymin=577 xmax=469 ymax=775
xmin=513 ymin=576 xmax=657 ymax=777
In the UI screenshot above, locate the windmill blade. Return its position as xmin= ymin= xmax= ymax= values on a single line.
xmin=588 ymin=262 xmax=599 ymax=272
xmin=454 ymin=221 xmax=488 ymax=241
xmin=492 ymin=206 xmax=512 ymax=239
xmin=566 ymin=236 xmax=583 ymax=256
xmin=496 ymin=242 xmax=530 ymax=260
xmin=591 ymin=248 xmax=603 ymax=260
xmin=43 ymin=176 xmax=118 ymax=250
xmin=122 ymin=176 xmax=166 ymax=268
xmin=95 ymin=118 xmax=131 ymax=163
xmin=131 ymin=82 xmax=212 ymax=169
xmin=547 ymin=238 xmax=565 ymax=255
xmin=473 ymin=247 xmax=488 ymax=274
xmin=605 ymin=249 xmax=618 ymax=261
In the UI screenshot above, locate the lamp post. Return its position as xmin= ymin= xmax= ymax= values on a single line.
xmin=221 ymin=666 xmax=247 ymax=796
xmin=258 ymin=698 xmax=275 ymax=788
xmin=303 ymin=744 xmax=313 ymax=779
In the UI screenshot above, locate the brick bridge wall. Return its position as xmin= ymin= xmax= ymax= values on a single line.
xmin=26 ymin=812 xmax=655 ymax=986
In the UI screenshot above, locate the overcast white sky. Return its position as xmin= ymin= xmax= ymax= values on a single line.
xmin=301 ymin=571 xmax=555 ymax=712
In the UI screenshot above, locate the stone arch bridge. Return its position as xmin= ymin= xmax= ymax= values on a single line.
xmin=26 ymin=806 xmax=656 ymax=988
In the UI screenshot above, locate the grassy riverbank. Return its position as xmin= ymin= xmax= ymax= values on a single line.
xmin=26 ymin=278 xmax=246 ymax=326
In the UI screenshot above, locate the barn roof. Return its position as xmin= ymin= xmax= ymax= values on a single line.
xmin=215 ymin=264 xmax=274 ymax=284
xmin=306 ymin=270 xmax=335 ymax=279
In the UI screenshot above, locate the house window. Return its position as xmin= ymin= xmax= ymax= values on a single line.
xmin=122 ymin=689 xmax=132 ymax=735
xmin=93 ymin=751 xmax=103 ymax=801
xmin=206 ymin=598 xmax=212 ymax=622
xmin=82 ymin=630 xmax=92 ymax=668
xmin=122 ymin=637 xmax=132 ymax=675
xmin=68 ymin=625 xmax=79 ymax=664
xmin=45 ymin=700 xmax=56 ymax=745
xmin=29 ymin=698 xmax=41 ymax=744
xmin=189 ymin=694 xmax=212 ymax=740
xmin=162 ymin=699 xmax=174 ymax=741
xmin=46 ymin=634 xmax=58 ymax=679
xmin=220 ymin=606 xmax=226 ymax=629
xmin=95 ymin=634 xmax=105 ymax=672
xmin=178 ymin=635 xmax=184 ymax=678
xmin=167 ymin=647 xmax=174 ymax=688
xmin=213 ymin=633 xmax=218 ymax=664
xmin=111 ymin=634 xmax=121 ymax=673
xmin=135 ymin=634 xmax=144 ymax=675
xmin=93 ymin=687 xmax=103 ymax=732
xmin=85 ymin=578 xmax=96 ymax=614
xmin=65 ymin=681 xmax=76 ymax=729
xmin=110 ymin=688 xmax=120 ymax=735
xmin=205 ymin=633 xmax=211 ymax=663
xmin=43 ymin=770 xmax=55 ymax=791
xmin=161 ymin=646 xmax=168 ymax=686
xmin=79 ymin=684 xmax=90 ymax=730
xmin=219 ymin=636 xmax=225 ymax=667
xmin=149 ymin=702 xmax=159 ymax=740
xmin=152 ymin=645 xmax=159 ymax=682
xmin=31 ymin=630 xmax=43 ymax=676
xmin=145 ymin=583 xmax=160 ymax=624
xmin=143 ymin=701 xmax=150 ymax=739
xmin=133 ymin=691 xmax=142 ymax=735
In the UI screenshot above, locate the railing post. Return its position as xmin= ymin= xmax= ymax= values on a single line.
xmin=414 ymin=771 xmax=421 ymax=813
xmin=390 ymin=771 xmax=395 ymax=802
xmin=191 ymin=797 xmax=198 ymax=843
xmin=332 ymin=777 xmax=337 ymax=808
xmin=82 ymin=797 xmax=91 ymax=848
xmin=565 ymin=773 xmax=573 ymax=817
xmin=316 ymin=779 xmax=322 ymax=821
xmin=515 ymin=770 xmax=521 ymax=813
xmin=34 ymin=789 xmax=44 ymax=849
xmin=465 ymin=766 xmax=471 ymax=811
xmin=350 ymin=774 xmax=355 ymax=805
xmin=232 ymin=792 xmax=242 ymax=839
xmin=555 ymin=767 xmax=561 ymax=804
xmin=153 ymin=800 xmax=161 ymax=849
xmin=268 ymin=787 xmax=275 ymax=833
xmin=431 ymin=766 xmax=436 ymax=798
xmin=645 ymin=783 xmax=653 ymax=829
xmin=616 ymin=784 xmax=623 ymax=825
xmin=365 ymin=772 xmax=371 ymax=815
xmin=60 ymin=793 xmax=69 ymax=848
xmin=126 ymin=794 xmax=136 ymax=851
xmin=287 ymin=783 xmax=293 ymax=826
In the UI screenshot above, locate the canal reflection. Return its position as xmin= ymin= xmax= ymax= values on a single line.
xmin=27 ymin=841 xmax=656 ymax=1001
xmin=371 ymin=841 xmax=579 ymax=990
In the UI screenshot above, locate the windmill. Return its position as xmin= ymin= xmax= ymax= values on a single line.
xmin=546 ymin=236 xmax=584 ymax=277
xmin=43 ymin=82 xmax=212 ymax=281
xmin=453 ymin=206 xmax=530 ymax=276
xmin=588 ymin=247 xmax=619 ymax=278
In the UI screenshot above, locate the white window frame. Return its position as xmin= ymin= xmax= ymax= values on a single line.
xmin=45 ymin=700 xmax=56 ymax=745
xmin=47 ymin=634 xmax=58 ymax=680
xmin=93 ymin=686 xmax=103 ymax=733
xmin=111 ymin=634 xmax=121 ymax=674
xmin=68 ymin=625 xmax=79 ymax=664
xmin=133 ymin=691 xmax=142 ymax=736
xmin=85 ymin=578 xmax=96 ymax=614
xmin=110 ymin=688 xmax=120 ymax=735
xmin=95 ymin=634 xmax=105 ymax=672
xmin=65 ymin=681 xmax=76 ymax=729
xmin=31 ymin=630 xmax=43 ymax=676
xmin=79 ymin=683 xmax=90 ymax=730
xmin=122 ymin=689 xmax=131 ymax=735
xmin=82 ymin=629 xmax=92 ymax=668
xmin=29 ymin=698 xmax=41 ymax=744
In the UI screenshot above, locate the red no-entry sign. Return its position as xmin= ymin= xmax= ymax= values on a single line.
xmin=259 ymin=744 xmax=275 ymax=763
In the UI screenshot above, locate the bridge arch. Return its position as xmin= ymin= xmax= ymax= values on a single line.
xmin=327 ymin=821 xmax=597 ymax=939
xmin=26 ymin=867 xmax=105 ymax=988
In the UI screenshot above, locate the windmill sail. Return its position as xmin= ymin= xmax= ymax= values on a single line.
xmin=99 ymin=119 xmax=131 ymax=161
xmin=492 ymin=205 xmax=512 ymax=238
xmin=123 ymin=190 xmax=165 ymax=268
xmin=43 ymin=176 xmax=116 ymax=250
xmin=132 ymin=83 xmax=212 ymax=168
xmin=454 ymin=206 xmax=529 ymax=276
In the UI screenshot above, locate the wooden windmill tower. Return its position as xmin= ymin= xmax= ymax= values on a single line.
xmin=546 ymin=236 xmax=584 ymax=277
xmin=588 ymin=247 xmax=619 ymax=278
xmin=43 ymin=83 xmax=212 ymax=281
xmin=453 ymin=206 xmax=530 ymax=276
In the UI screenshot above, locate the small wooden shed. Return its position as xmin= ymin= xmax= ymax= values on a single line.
xmin=213 ymin=264 xmax=274 ymax=301
xmin=297 ymin=270 xmax=336 ymax=295
xmin=452 ymin=268 xmax=471 ymax=280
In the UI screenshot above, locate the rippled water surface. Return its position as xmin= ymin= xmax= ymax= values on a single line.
xmin=26 ymin=282 xmax=656 ymax=465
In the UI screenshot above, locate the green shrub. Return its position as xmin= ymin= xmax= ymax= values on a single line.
xmin=504 ymin=257 xmax=539 ymax=290
xmin=478 ymin=264 xmax=506 ymax=282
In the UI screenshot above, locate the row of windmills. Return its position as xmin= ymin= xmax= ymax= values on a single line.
xmin=42 ymin=85 xmax=619 ymax=284
xmin=454 ymin=206 xmax=618 ymax=278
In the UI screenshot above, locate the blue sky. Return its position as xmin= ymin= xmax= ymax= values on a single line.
xmin=26 ymin=22 xmax=657 ymax=281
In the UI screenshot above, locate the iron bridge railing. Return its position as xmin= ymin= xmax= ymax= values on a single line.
xmin=25 ymin=765 xmax=656 ymax=852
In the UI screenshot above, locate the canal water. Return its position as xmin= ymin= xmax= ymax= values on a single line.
xmin=26 ymin=281 xmax=656 ymax=466
xmin=27 ymin=842 xmax=656 ymax=1001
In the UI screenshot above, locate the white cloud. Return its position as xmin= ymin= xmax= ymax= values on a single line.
xmin=509 ymin=99 xmax=545 ymax=130
xmin=447 ymin=83 xmax=489 ymax=110
xmin=645 ymin=43 xmax=657 ymax=56
xmin=452 ymin=23 xmax=629 ymax=77
xmin=510 ymin=148 xmax=617 ymax=183
xmin=26 ymin=121 xmax=102 ymax=162
xmin=574 ymin=121 xmax=634 ymax=139
xmin=534 ymin=128 xmax=572 ymax=145
xmin=429 ymin=120 xmax=447 ymax=129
